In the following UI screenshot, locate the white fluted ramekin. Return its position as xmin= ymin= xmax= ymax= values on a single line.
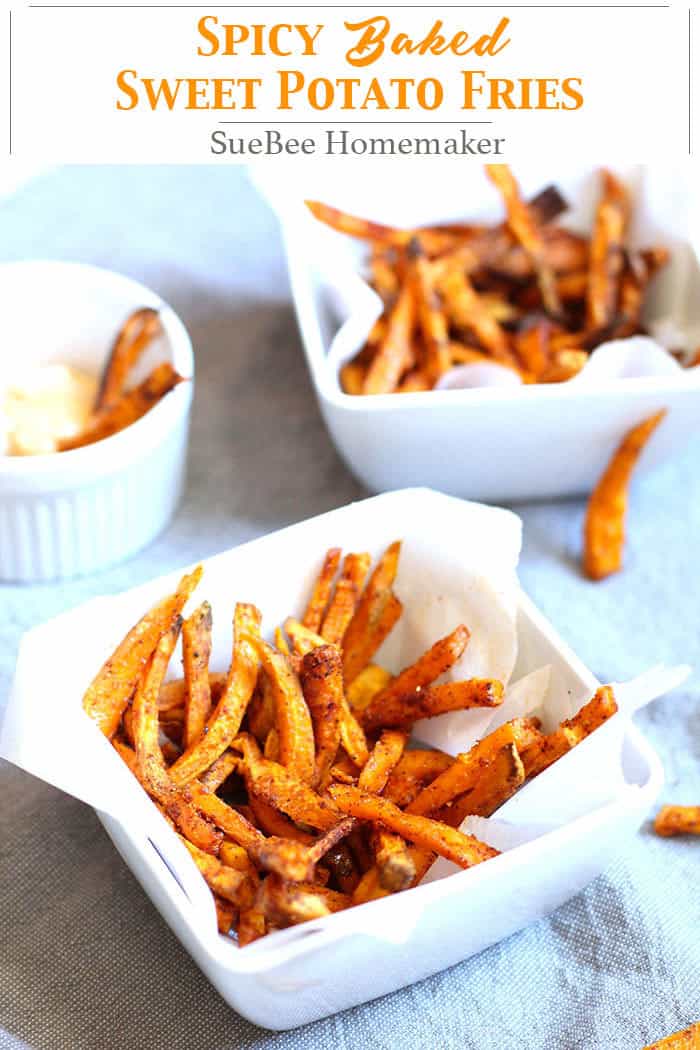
xmin=0 ymin=261 xmax=193 ymax=582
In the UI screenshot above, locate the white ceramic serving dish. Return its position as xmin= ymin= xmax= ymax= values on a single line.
xmin=1 ymin=490 xmax=667 ymax=1030
xmin=0 ymin=261 xmax=193 ymax=581
xmin=254 ymin=163 xmax=700 ymax=502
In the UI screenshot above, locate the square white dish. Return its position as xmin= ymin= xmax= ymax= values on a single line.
xmin=1 ymin=489 xmax=668 ymax=1030
xmin=254 ymin=163 xmax=700 ymax=502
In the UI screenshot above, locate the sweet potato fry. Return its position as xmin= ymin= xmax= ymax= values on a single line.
xmin=329 ymin=784 xmax=499 ymax=869
xmin=187 ymin=782 xmax=264 ymax=852
xmin=83 ymin=565 xmax=202 ymax=738
xmin=320 ymin=552 xmax=371 ymax=645
xmin=306 ymin=200 xmax=459 ymax=256
xmin=182 ymin=838 xmax=254 ymax=908
xmin=583 ymin=410 xmax=666 ymax=580
xmin=197 ymin=750 xmax=239 ymax=793
xmin=235 ymin=734 xmax=341 ymax=831
xmin=236 ymin=908 xmax=266 ymax=946
xmin=181 ymin=601 xmax=213 ymax=750
xmin=396 ymin=369 xmax=433 ymax=393
xmin=248 ymin=797 xmax=315 ymax=845
xmin=539 ymin=349 xmax=588 ymax=384
xmin=96 ymin=306 xmax=162 ymax=412
xmin=340 ymin=360 xmax=368 ymax=395
xmin=653 ymin=805 xmax=700 ymax=838
xmin=383 ymin=749 xmax=454 ymax=807
xmin=169 ymin=603 xmax=262 ymax=786
xmin=157 ymin=671 xmax=226 ymax=713
xmin=300 ymin=645 xmax=343 ymax=790
xmin=514 ymin=320 xmax=551 ymax=378
xmin=284 ymin=619 xmax=326 ymax=658
xmin=362 ymin=678 xmax=503 ymax=733
xmin=264 ymin=726 xmax=280 ymax=761
xmin=342 ymin=541 xmax=402 ymax=683
xmin=643 ymin=1022 xmax=700 ymax=1050
xmin=440 ymin=268 xmax=514 ymax=363
xmin=410 ymin=241 xmax=451 ymax=380
xmin=296 ymin=883 xmax=350 ymax=912
xmin=522 ymin=686 xmax=618 ymax=778
xmin=256 ymin=872 xmax=331 ymax=927
xmin=485 ymin=164 xmax=561 ymax=317
xmin=302 ymin=548 xmax=341 ymax=632
xmin=246 ymin=676 xmax=276 ymax=744
xmin=358 ymin=730 xmax=408 ymax=794
xmin=219 ymin=842 xmax=252 ymax=872
xmin=129 ymin=618 xmax=221 ymax=854
xmin=347 ymin=664 xmax=393 ymax=714
xmin=407 ymin=719 xmax=541 ymax=817
xmin=214 ymin=896 xmax=236 ymax=935
xmin=586 ymin=169 xmax=630 ymax=329
xmin=352 ymin=865 xmax=391 ymax=905
xmin=360 ymin=625 xmax=470 ymax=729
xmin=437 ymin=742 xmax=525 ymax=826
xmin=363 ymin=283 xmax=416 ymax=395
xmin=58 ymin=362 xmax=185 ymax=452
xmin=372 ymin=828 xmax=416 ymax=891
xmin=257 ymin=641 xmax=315 ymax=785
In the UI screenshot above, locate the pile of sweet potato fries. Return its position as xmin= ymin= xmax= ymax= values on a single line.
xmin=58 ymin=307 xmax=185 ymax=452
xmin=84 ymin=542 xmax=618 ymax=945
xmin=307 ymin=166 xmax=671 ymax=394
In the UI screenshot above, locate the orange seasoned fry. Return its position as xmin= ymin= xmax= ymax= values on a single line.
xmin=320 ymin=552 xmax=371 ymax=645
xmin=284 ymin=618 xmax=326 ymax=658
xmin=131 ymin=620 xmax=221 ymax=854
xmin=235 ymin=734 xmax=341 ymax=831
xmin=306 ymin=200 xmax=458 ymax=256
xmin=437 ymin=742 xmax=525 ymax=826
xmin=410 ymin=241 xmax=451 ymax=380
xmin=440 ymin=268 xmax=514 ymax=364
xmin=169 ymin=603 xmax=262 ymax=786
xmin=182 ymin=838 xmax=254 ymax=908
xmin=643 ymin=1022 xmax=700 ymax=1049
xmin=372 ymin=828 xmax=416 ymax=891
xmin=329 ymin=784 xmax=500 ymax=869
xmin=539 ymin=349 xmax=588 ymax=384
xmin=257 ymin=641 xmax=315 ymax=785
xmin=248 ymin=797 xmax=315 ymax=845
xmin=362 ymin=678 xmax=504 ymax=732
xmin=214 ymin=896 xmax=236 ymax=935
xmin=157 ymin=671 xmax=226 ymax=713
xmin=297 ymin=883 xmax=350 ymax=912
xmin=514 ymin=321 xmax=551 ymax=378
xmin=58 ymin=362 xmax=185 ymax=452
xmin=219 ymin=842 xmax=252 ymax=872
xmin=83 ymin=565 xmax=202 ymax=738
xmin=586 ymin=169 xmax=630 ymax=330
xmin=407 ymin=719 xmax=540 ymax=817
xmin=302 ymin=548 xmax=341 ymax=632
xmin=653 ymin=805 xmax=700 ymax=838
xmin=352 ymin=865 xmax=391 ymax=905
xmin=347 ymin=664 xmax=393 ymax=714
xmin=300 ymin=645 xmax=343 ymax=790
xmin=96 ymin=306 xmax=162 ymax=412
xmin=383 ymin=749 xmax=454 ymax=807
xmin=236 ymin=908 xmax=266 ymax=946
xmin=363 ymin=283 xmax=416 ymax=395
xmin=181 ymin=601 xmax=213 ymax=750
xmin=342 ymin=540 xmax=402 ymax=684
xmin=485 ymin=164 xmax=561 ymax=317
xmin=522 ymin=686 xmax=618 ymax=778
xmin=361 ymin=625 xmax=470 ymax=727
xmin=188 ymin=783 xmax=263 ymax=853
xmin=256 ymin=872 xmax=331 ymax=927
xmin=264 ymin=726 xmax=280 ymax=761
xmin=197 ymin=750 xmax=239 ymax=793
xmin=338 ymin=694 xmax=370 ymax=770
xmin=583 ymin=410 xmax=666 ymax=580
xmin=358 ymin=730 xmax=408 ymax=794
xmin=340 ymin=361 xmax=366 ymax=394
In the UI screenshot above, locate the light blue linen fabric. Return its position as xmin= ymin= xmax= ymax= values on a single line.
xmin=0 ymin=166 xmax=698 ymax=1050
